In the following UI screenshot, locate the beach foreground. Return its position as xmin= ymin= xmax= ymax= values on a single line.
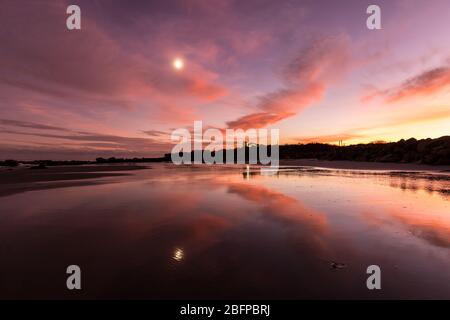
xmin=0 ymin=164 xmax=147 ymax=197
xmin=0 ymin=163 xmax=449 ymax=299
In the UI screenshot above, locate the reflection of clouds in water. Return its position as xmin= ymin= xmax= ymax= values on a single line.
xmin=142 ymin=175 xmax=334 ymax=277
xmin=226 ymin=183 xmax=327 ymax=230
xmin=390 ymin=211 xmax=450 ymax=248
xmin=265 ymin=168 xmax=450 ymax=200
xmin=2 ymin=164 xmax=450 ymax=298
xmin=225 ymin=182 xmax=331 ymax=256
xmin=245 ymin=168 xmax=450 ymax=252
xmin=364 ymin=209 xmax=450 ymax=249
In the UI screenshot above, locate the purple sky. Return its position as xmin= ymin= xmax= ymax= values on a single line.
xmin=1 ymin=0 xmax=450 ymax=160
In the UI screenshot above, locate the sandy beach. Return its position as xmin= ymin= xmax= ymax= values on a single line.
xmin=280 ymin=159 xmax=450 ymax=172
xmin=0 ymin=164 xmax=149 ymax=197
xmin=1 ymin=162 xmax=449 ymax=299
xmin=1 ymin=161 xmax=448 ymax=198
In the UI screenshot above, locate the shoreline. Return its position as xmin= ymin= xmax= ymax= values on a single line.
xmin=1 ymin=161 xmax=449 ymax=198
xmin=279 ymin=159 xmax=450 ymax=172
xmin=2 ymin=160 xmax=450 ymax=173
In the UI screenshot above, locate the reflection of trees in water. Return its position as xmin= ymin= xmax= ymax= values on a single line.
xmin=258 ymin=168 xmax=450 ymax=200
xmin=387 ymin=175 xmax=450 ymax=200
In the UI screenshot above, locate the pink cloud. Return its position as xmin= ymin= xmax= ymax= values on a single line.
xmin=386 ymin=66 xmax=450 ymax=102
xmin=0 ymin=118 xmax=174 ymax=160
xmin=362 ymin=63 xmax=450 ymax=104
xmin=0 ymin=1 xmax=228 ymax=118
xmin=227 ymin=35 xmax=352 ymax=129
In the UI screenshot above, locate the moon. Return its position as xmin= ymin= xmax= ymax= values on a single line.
xmin=173 ymin=58 xmax=184 ymax=70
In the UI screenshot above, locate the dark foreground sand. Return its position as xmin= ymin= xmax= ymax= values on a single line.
xmin=0 ymin=164 xmax=149 ymax=197
xmin=280 ymin=159 xmax=450 ymax=172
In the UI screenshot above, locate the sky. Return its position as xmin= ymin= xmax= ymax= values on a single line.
xmin=1 ymin=0 xmax=450 ymax=160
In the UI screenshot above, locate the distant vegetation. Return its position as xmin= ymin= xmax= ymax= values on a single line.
xmin=1 ymin=136 xmax=449 ymax=166
xmin=0 ymin=160 xmax=19 ymax=167
xmin=95 ymin=156 xmax=169 ymax=163
xmin=0 ymin=157 xmax=170 ymax=167
xmin=169 ymin=136 xmax=450 ymax=165
xmin=279 ymin=136 xmax=450 ymax=165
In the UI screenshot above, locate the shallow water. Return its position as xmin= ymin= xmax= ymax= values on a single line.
xmin=0 ymin=164 xmax=449 ymax=299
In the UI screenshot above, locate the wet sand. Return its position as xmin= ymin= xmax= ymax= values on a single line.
xmin=1 ymin=161 xmax=449 ymax=198
xmin=0 ymin=164 xmax=149 ymax=197
xmin=0 ymin=162 xmax=449 ymax=299
xmin=280 ymin=159 xmax=450 ymax=172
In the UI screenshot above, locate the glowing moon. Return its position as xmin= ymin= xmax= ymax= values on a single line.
xmin=173 ymin=58 xmax=184 ymax=70
xmin=173 ymin=248 xmax=184 ymax=261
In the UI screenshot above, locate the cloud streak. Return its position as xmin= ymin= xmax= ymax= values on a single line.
xmin=386 ymin=66 xmax=450 ymax=102
xmin=227 ymin=35 xmax=352 ymax=129
xmin=0 ymin=119 xmax=73 ymax=132
xmin=363 ymin=63 xmax=450 ymax=103
xmin=0 ymin=1 xmax=228 ymax=116
xmin=0 ymin=119 xmax=173 ymax=160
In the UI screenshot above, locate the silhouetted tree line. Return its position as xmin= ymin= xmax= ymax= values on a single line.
xmin=95 ymin=156 xmax=169 ymax=163
xmin=166 ymin=136 xmax=450 ymax=165
xmin=2 ymin=136 xmax=449 ymax=166
xmin=0 ymin=159 xmax=19 ymax=167
xmin=280 ymin=136 xmax=450 ymax=165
